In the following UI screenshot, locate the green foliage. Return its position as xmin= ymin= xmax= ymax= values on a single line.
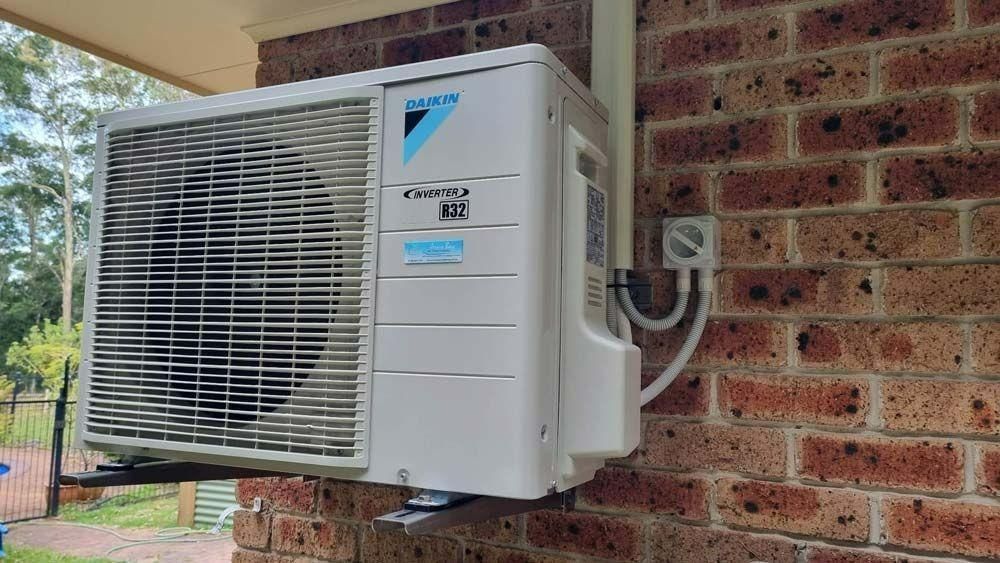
xmin=6 ymin=319 xmax=80 ymax=393
xmin=0 ymin=374 xmax=12 ymax=437
xmin=60 ymin=492 xmax=182 ymax=530
xmin=3 ymin=546 xmax=115 ymax=563
xmin=0 ymin=401 xmax=52 ymax=446
xmin=0 ymin=22 xmax=189 ymax=379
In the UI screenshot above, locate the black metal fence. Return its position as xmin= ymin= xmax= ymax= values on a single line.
xmin=0 ymin=385 xmax=178 ymax=523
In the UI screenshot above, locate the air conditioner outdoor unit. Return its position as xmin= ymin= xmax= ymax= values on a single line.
xmin=77 ymin=45 xmax=640 ymax=501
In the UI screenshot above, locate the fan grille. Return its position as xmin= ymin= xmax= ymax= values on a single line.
xmin=84 ymin=98 xmax=379 ymax=461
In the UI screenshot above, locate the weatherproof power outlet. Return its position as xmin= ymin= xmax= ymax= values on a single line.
xmin=661 ymin=216 xmax=720 ymax=270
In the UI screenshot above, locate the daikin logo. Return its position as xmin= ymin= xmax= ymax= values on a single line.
xmin=405 ymin=93 xmax=460 ymax=111
xmin=403 ymin=91 xmax=461 ymax=165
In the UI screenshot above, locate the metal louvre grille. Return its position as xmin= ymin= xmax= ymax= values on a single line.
xmin=85 ymin=96 xmax=380 ymax=463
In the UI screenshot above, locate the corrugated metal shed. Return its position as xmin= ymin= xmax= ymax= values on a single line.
xmin=194 ymin=479 xmax=237 ymax=528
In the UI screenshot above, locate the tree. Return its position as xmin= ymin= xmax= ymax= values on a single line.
xmin=6 ymin=319 xmax=81 ymax=394
xmin=0 ymin=23 xmax=188 ymax=336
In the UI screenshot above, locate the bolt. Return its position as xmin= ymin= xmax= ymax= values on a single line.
xmin=397 ymin=468 xmax=409 ymax=484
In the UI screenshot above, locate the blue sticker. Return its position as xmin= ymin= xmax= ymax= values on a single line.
xmin=404 ymin=240 xmax=464 ymax=264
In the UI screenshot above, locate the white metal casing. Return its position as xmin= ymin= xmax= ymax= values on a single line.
xmin=77 ymin=45 xmax=640 ymax=500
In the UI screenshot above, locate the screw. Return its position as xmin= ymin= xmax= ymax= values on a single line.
xmin=396 ymin=468 xmax=409 ymax=484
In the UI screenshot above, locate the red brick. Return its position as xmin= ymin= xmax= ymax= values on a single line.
xmin=719 ymin=162 xmax=865 ymax=212
xmin=718 ymin=478 xmax=870 ymax=541
xmin=798 ymin=434 xmax=964 ymax=492
xmin=642 ymin=269 xmax=680 ymax=314
xmin=973 ymin=323 xmax=1000 ymax=374
xmin=797 ymin=210 xmax=960 ymax=262
xmin=237 ymin=477 xmax=316 ymax=514
xmin=882 ymin=379 xmax=1000 ymax=435
xmin=271 ymin=514 xmax=356 ymax=560
xmin=722 ymin=54 xmax=869 ymax=113
xmin=720 ymin=0 xmax=805 ymax=12
xmin=882 ymin=36 xmax=1000 ymax=93
xmin=798 ymin=321 xmax=962 ymax=372
xmin=318 ymin=480 xmax=413 ymax=522
xmin=719 ymin=373 xmax=868 ymax=426
xmin=635 ymin=125 xmax=646 ymax=172
xmin=806 ymin=547 xmax=935 ymax=563
xmin=258 ymin=28 xmax=337 ymax=61
xmin=644 ymin=421 xmax=786 ymax=476
xmin=797 ymin=0 xmax=952 ymax=52
xmin=651 ymin=16 xmax=786 ymax=72
xmin=335 ymin=9 xmax=430 ymax=45
xmin=231 ymin=549 xmax=302 ymax=563
xmin=360 ymin=529 xmax=460 ymax=562
xmin=975 ymin=443 xmax=1000 ymax=496
xmin=256 ymin=61 xmax=291 ymax=88
xmin=653 ymin=116 xmax=785 ymax=166
xmin=471 ymin=5 xmax=584 ymax=51
xmin=647 ymin=319 xmax=786 ymax=367
xmin=650 ymin=521 xmax=796 ymax=563
xmin=526 ymin=510 xmax=641 ymax=561
xmin=462 ymin=543 xmax=572 ymax=563
xmin=634 ymin=226 xmax=650 ymax=268
xmin=884 ymin=264 xmax=1000 ymax=315
xmin=641 ymin=371 xmax=710 ymax=416
xmin=881 ymin=150 xmax=1000 ymax=203
xmin=551 ymin=45 xmax=591 ymax=86
xmin=579 ymin=467 xmax=709 ymax=519
xmin=637 ymin=0 xmax=709 ymax=30
xmin=634 ymin=173 xmax=709 ymax=218
xmin=447 ymin=516 xmax=518 ymax=543
xmin=798 ymin=97 xmax=958 ymax=156
xmin=433 ymin=0 xmax=530 ymax=26
xmin=721 ymin=268 xmax=873 ymax=314
xmin=973 ymin=89 xmax=1000 ymax=141
xmin=382 ymin=28 xmax=469 ymax=67
xmin=233 ymin=510 xmax=270 ymax=550
xmin=289 ymin=44 xmax=378 ymax=82
xmin=721 ymin=219 xmax=788 ymax=265
xmin=970 ymin=0 xmax=1000 ymax=25
xmin=636 ymin=77 xmax=713 ymax=122
xmin=882 ymin=496 xmax=1000 ymax=558
xmin=974 ymin=206 xmax=1000 ymax=255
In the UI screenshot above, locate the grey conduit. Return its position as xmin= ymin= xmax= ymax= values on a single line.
xmin=613 ymin=269 xmax=689 ymax=331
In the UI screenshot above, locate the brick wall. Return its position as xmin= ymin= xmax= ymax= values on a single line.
xmin=238 ymin=0 xmax=1000 ymax=561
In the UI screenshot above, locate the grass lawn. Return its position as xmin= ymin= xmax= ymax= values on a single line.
xmin=59 ymin=491 xmax=179 ymax=530
xmin=0 ymin=404 xmax=56 ymax=446
xmin=3 ymin=546 xmax=115 ymax=563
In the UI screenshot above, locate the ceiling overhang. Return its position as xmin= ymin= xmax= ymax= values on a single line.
xmin=0 ymin=0 xmax=454 ymax=95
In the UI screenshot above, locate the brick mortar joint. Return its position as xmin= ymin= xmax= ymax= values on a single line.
xmin=640 ymin=27 xmax=1000 ymax=82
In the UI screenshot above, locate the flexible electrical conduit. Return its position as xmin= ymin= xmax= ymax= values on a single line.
xmin=614 ymin=269 xmax=689 ymax=331
xmin=638 ymin=289 xmax=711 ymax=406
xmin=613 ymin=268 xmax=713 ymax=406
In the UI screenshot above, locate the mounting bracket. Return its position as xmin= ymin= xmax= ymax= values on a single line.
xmin=63 ymin=461 xmax=576 ymax=536
xmin=372 ymin=489 xmax=575 ymax=535
xmin=60 ymin=459 xmax=296 ymax=487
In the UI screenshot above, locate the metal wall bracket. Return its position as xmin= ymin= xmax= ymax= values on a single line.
xmin=372 ymin=489 xmax=575 ymax=535
xmin=60 ymin=459 xmax=295 ymax=487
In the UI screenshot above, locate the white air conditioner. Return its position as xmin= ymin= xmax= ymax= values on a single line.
xmin=77 ymin=45 xmax=640 ymax=501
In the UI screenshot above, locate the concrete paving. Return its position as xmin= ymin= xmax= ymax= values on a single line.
xmin=7 ymin=521 xmax=235 ymax=562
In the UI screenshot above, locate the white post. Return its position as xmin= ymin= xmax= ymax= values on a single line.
xmin=591 ymin=0 xmax=636 ymax=270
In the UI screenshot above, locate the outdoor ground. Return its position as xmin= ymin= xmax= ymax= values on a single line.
xmin=7 ymin=522 xmax=235 ymax=562
xmin=4 ymin=487 xmax=233 ymax=562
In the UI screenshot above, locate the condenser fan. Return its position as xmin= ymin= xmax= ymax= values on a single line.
xmin=144 ymin=147 xmax=334 ymax=431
